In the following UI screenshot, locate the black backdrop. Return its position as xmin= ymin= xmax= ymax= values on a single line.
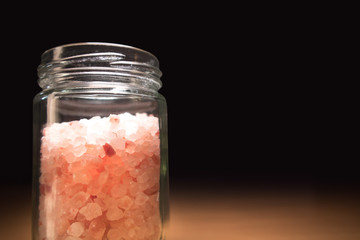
xmin=1 ymin=8 xmax=357 ymax=194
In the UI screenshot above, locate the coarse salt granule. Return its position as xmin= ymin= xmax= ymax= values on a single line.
xmin=39 ymin=113 xmax=161 ymax=240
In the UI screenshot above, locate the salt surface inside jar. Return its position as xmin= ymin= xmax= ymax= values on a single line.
xmin=33 ymin=43 xmax=169 ymax=240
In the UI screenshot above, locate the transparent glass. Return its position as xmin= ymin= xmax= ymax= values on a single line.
xmin=32 ymin=42 xmax=169 ymax=240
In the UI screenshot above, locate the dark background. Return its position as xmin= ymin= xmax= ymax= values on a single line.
xmin=1 ymin=7 xmax=357 ymax=195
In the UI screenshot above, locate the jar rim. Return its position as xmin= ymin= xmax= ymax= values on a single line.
xmin=38 ymin=42 xmax=162 ymax=91
xmin=41 ymin=42 xmax=160 ymax=66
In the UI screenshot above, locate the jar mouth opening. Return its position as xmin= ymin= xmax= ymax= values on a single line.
xmin=41 ymin=42 xmax=160 ymax=64
xmin=38 ymin=42 xmax=162 ymax=91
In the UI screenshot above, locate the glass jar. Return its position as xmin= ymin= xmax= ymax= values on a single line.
xmin=32 ymin=42 xmax=169 ymax=240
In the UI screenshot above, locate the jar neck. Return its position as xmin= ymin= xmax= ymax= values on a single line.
xmin=37 ymin=42 xmax=162 ymax=93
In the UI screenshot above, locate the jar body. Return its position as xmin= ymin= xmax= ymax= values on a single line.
xmin=32 ymin=43 xmax=169 ymax=240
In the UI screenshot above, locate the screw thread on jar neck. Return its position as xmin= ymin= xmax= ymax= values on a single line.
xmin=37 ymin=42 xmax=162 ymax=92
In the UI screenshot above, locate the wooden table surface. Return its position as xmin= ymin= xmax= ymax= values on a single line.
xmin=2 ymin=185 xmax=360 ymax=240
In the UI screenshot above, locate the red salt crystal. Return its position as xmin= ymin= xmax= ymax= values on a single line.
xmin=103 ymin=143 xmax=116 ymax=157
xmin=109 ymin=115 xmax=120 ymax=124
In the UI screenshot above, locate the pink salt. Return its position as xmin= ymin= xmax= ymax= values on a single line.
xmin=118 ymin=195 xmax=134 ymax=210
xmin=79 ymin=203 xmax=102 ymax=221
xmin=67 ymin=222 xmax=84 ymax=237
xmin=128 ymin=227 xmax=136 ymax=238
xmin=56 ymin=217 xmax=70 ymax=236
xmin=64 ymin=237 xmax=82 ymax=240
xmin=69 ymin=191 xmax=90 ymax=209
xmin=39 ymin=113 xmax=161 ymax=240
xmin=106 ymin=206 xmax=124 ymax=221
xmin=135 ymin=191 xmax=150 ymax=206
xmin=88 ymin=218 xmax=106 ymax=240
xmin=110 ymin=184 xmax=127 ymax=198
xmin=107 ymin=228 xmax=123 ymax=240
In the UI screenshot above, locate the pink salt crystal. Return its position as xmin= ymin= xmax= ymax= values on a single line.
xmin=124 ymin=209 xmax=145 ymax=226
xmin=110 ymin=136 xmax=125 ymax=151
xmin=144 ymin=183 xmax=160 ymax=195
xmin=75 ymin=211 xmax=87 ymax=222
xmin=93 ymin=197 xmax=107 ymax=212
xmin=69 ymin=191 xmax=90 ymax=209
xmin=109 ymin=218 xmax=125 ymax=228
xmin=56 ymin=217 xmax=70 ymax=236
xmin=107 ymin=228 xmax=123 ymax=240
xmin=102 ymin=196 xmax=118 ymax=210
xmin=68 ymin=161 xmax=84 ymax=173
xmin=98 ymin=170 xmax=109 ymax=185
xmin=128 ymin=227 xmax=136 ymax=238
xmin=88 ymin=218 xmax=106 ymax=240
xmin=82 ymin=145 xmax=102 ymax=162
xmin=73 ymin=170 xmax=92 ymax=184
xmin=105 ymin=162 xmax=126 ymax=177
xmin=128 ymin=181 xmax=142 ymax=197
xmin=144 ymin=221 xmax=155 ymax=236
xmin=148 ymin=193 xmax=159 ymax=208
xmin=67 ymin=222 xmax=84 ymax=237
xmin=64 ymin=236 xmax=82 ymax=240
xmin=135 ymin=191 xmax=150 ymax=206
xmin=110 ymin=184 xmax=127 ymax=198
xmin=125 ymin=141 xmax=136 ymax=154
xmin=65 ymin=183 xmax=86 ymax=197
xmin=124 ymin=218 xmax=135 ymax=228
xmin=79 ymin=203 xmax=102 ymax=221
xmin=82 ymin=236 xmax=97 ymax=240
xmin=73 ymin=136 xmax=86 ymax=147
xmin=118 ymin=195 xmax=134 ymax=210
xmin=106 ymin=206 xmax=124 ymax=221
xmin=129 ymin=168 xmax=140 ymax=178
xmin=143 ymin=203 xmax=157 ymax=218
xmin=73 ymin=143 xmax=87 ymax=157
xmin=64 ymin=207 xmax=79 ymax=221
xmin=87 ymin=179 xmax=102 ymax=196
xmin=137 ymin=171 xmax=151 ymax=184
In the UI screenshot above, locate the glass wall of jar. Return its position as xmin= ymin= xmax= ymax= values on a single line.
xmin=32 ymin=42 xmax=169 ymax=240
